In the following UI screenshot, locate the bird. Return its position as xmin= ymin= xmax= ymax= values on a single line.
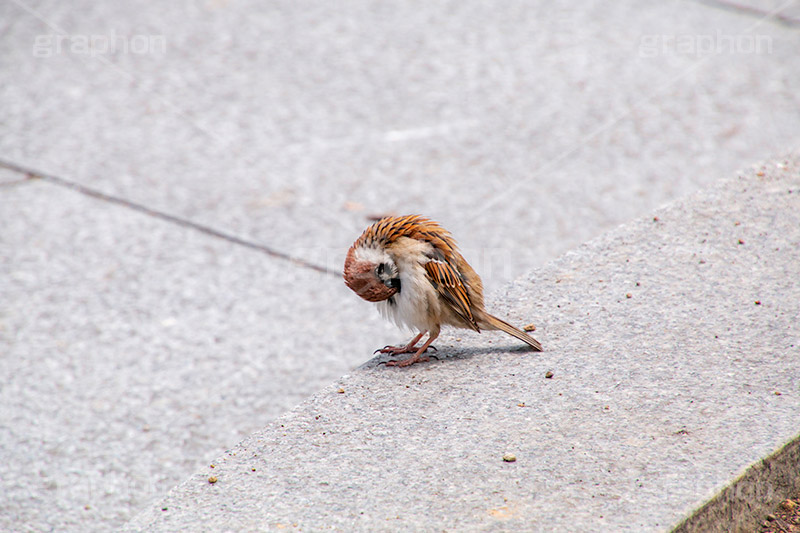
xmin=343 ymin=214 xmax=542 ymax=367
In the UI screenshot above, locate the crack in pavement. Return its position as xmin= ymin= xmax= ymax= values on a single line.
xmin=693 ymin=0 xmax=800 ymax=27
xmin=0 ymin=159 xmax=338 ymax=277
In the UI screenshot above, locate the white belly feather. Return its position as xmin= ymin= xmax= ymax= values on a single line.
xmin=376 ymin=261 xmax=439 ymax=333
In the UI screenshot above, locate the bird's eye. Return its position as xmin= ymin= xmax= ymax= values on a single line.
xmin=376 ymin=263 xmax=385 ymax=276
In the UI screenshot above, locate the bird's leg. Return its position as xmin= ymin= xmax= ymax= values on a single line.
xmin=376 ymin=331 xmax=425 ymax=355
xmin=386 ymin=331 xmax=440 ymax=367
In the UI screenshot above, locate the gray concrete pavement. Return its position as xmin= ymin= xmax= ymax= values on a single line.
xmin=0 ymin=167 xmax=28 ymax=185
xmin=1 ymin=0 xmax=799 ymax=530
xmin=126 ymin=154 xmax=800 ymax=531
xmin=0 ymin=178 xmax=398 ymax=531
xmin=2 ymin=0 xmax=799 ymax=292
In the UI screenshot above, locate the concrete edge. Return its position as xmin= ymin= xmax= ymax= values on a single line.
xmin=121 ymin=148 xmax=800 ymax=531
xmin=672 ymin=434 xmax=800 ymax=532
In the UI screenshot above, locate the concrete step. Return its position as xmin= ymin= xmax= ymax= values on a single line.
xmin=125 ymin=152 xmax=800 ymax=531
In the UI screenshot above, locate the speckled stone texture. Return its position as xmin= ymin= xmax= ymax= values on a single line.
xmin=2 ymin=0 xmax=799 ymax=294
xmin=0 ymin=180 xmax=397 ymax=531
xmin=2 ymin=0 xmax=800 ymax=530
xmin=125 ymin=155 xmax=800 ymax=531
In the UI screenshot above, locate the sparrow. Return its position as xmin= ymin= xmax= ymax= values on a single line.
xmin=343 ymin=214 xmax=542 ymax=367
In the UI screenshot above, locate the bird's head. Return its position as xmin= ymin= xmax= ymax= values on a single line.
xmin=343 ymin=245 xmax=401 ymax=302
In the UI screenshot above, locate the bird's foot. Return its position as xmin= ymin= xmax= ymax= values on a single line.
xmin=375 ymin=344 xmax=437 ymax=356
xmin=375 ymin=344 xmax=416 ymax=356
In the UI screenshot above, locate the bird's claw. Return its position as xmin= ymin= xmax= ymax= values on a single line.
xmin=374 ymin=344 xmax=437 ymax=356
xmin=375 ymin=344 xmax=416 ymax=355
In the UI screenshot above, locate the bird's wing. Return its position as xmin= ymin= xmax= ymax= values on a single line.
xmin=424 ymin=260 xmax=480 ymax=331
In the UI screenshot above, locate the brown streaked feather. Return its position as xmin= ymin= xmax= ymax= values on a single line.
xmin=480 ymin=313 xmax=543 ymax=351
xmin=425 ymin=260 xmax=480 ymax=332
xmin=355 ymin=215 xmax=458 ymax=262
xmin=353 ymin=214 xmax=483 ymax=330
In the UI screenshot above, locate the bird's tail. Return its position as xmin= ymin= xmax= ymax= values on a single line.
xmin=481 ymin=313 xmax=543 ymax=351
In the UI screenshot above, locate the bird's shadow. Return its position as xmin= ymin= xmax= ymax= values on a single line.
xmin=358 ymin=343 xmax=534 ymax=370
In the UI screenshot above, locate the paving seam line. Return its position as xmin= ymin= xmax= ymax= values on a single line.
xmin=694 ymin=0 xmax=800 ymax=26
xmin=0 ymin=158 xmax=337 ymax=277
